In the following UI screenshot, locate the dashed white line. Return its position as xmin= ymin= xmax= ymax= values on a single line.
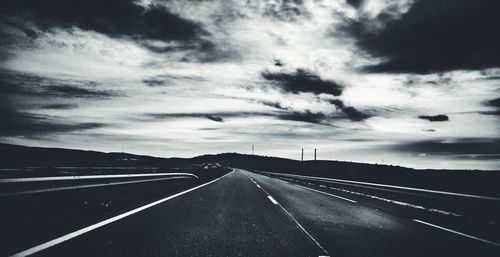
xmin=10 ymin=172 xmax=233 ymax=257
xmin=262 ymin=172 xmax=500 ymax=201
xmin=295 ymin=184 xmax=357 ymax=203
xmin=413 ymin=219 xmax=500 ymax=247
xmin=267 ymin=195 xmax=279 ymax=204
xmin=244 ymin=172 xmax=329 ymax=256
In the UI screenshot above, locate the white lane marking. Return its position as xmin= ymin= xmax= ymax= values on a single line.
xmin=413 ymin=219 xmax=500 ymax=247
xmin=10 ymin=172 xmax=233 ymax=257
xmin=324 ymin=185 xmax=461 ymax=217
xmin=267 ymin=195 xmax=279 ymax=204
xmin=261 ymin=172 xmax=499 ymax=201
xmin=295 ymin=184 xmax=357 ymax=203
xmin=0 ymin=177 xmax=190 ymax=197
xmin=241 ymin=171 xmax=329 ymax=255
xmin=276 ymin=199 xmax=329 ymax=255
xmin=319 ymin=185 xmax=326 ymax=188
xmin=0 ymin=173 xmax=198 ymax=183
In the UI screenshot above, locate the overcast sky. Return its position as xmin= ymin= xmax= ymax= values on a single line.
xmin=1 ymin=0 xmax=500 ymax=170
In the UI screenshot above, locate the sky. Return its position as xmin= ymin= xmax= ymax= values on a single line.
xmin=1 ymin=0 xmax=500 ymax=170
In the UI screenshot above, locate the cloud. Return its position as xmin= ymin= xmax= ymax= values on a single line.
xmin=146 ymin=110 xmax=333 ymax=126
xmin=347 ymin=0 xmax=500 ymax=73
xmin=0 ymin=108 xmax=106 ymax=138
xmin=0 ymin=69 xmax=115 ymax=138
xmin=346 ymin=0 xmax=364 ymax=8
xmin=45 ymin=85 xmax=120 ymax=99
xmin=480 ymin=97 xmax=500 ymax=116
xmin=277 ymin=110 xmax=328 ymax=125
xmin=262 ymin=68 xmax=343 ymax=96
xmin=146 ymin=112 xmax=269 ymax=122
xmin=142 ymin=78 xmax=167 ymax=87
xmin=258 ymin=100 xmax=289 ymax=110
xmin=328 ymin=99 xmax=371 ymax=121
xmin=41 ymin=103 xmax=78 ymax=110
xmin=0 ymin=70 xmax=121 ymax=99
xmin=393 ymin=138 xmax=500 ymax=160
xmin=274 ymin=59 xmax=285 ymax=67
xmin=485 ymin=97 xmax=500 ymax=108
xmin=205 ymin=114 xmax=224 ymax=122
xmin=0 ymin=0 xmax=205 ymax=42
xmin=258 ymin=0 xmax=309 ymax=22
xmin=418 ymin=114 xmax=449 ymax=122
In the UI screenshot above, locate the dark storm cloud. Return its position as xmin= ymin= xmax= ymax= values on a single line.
xmin=277 ymin=110 xmax=328 ymax=125
xmin=347 ymin=0 xmax=500 ymax=74
xmin=0 ymin=108 xmax=106 ymax=138
xmin=142 ymin=79 xmax=167 ymax=87
xmin=205 ymin=115 xmax=224 ymax=122
xmin=0 ymin=0 xmax=205 ymax=42
xmin=146 ymin=112 xmax=270 ymax=122
xmin=393 ymin=138 xmax=500 ymax=160
xmin=141 ymin=74 xmax=205 ymax=87
xmin=480 ymin=97 xmax=500 ymax=116
xmin=258 ymin=100 xmax=289 ymax=110
xmin=0 ymin=70 xmax=121 ymax=99
xmin=45 ymin=85 xmax=120 ymax=99
xmin=329 ymin=99 xmax=371 ymax=121
xmin=485 ymin=98 xmax=500 ymax=108
xmin=0 ymin=70 xmax=115 ymax=137
xmin=418 ymin=115 xmax=449 ymax=122
xmin=262 ymin=69 xmax=343 ymax=96
xmin=346 ymin=0 xmax=364 ymax=8
xmin=146 ymin=110 xmax=330 ymax=125
xmin=41 ymin=103 xmax=78 ymax=110
xmin=274 ymin=59 xmax=285 ymax=67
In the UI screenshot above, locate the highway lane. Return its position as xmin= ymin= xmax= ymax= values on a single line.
xmin=11 ymin=168 xmax=499 ymax=257
xmin=1 ymin=170 xmax=225 ymax=257
xmin=245 ymin=170 xmax=499 ymax=257
xmin=26 ymin=170 xmax=322 ymax=257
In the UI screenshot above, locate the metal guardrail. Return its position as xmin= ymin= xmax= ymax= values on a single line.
xmin=0 ymin=173 xmax=199 ymax=183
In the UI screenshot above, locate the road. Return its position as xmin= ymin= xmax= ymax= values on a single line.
xmin=10 ymin=169 xmax=499 ymax=257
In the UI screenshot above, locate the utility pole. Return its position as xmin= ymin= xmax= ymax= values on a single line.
xmin=252 ymin=145 xmax=254 ymax=155
xmin=301 ymin=148 xmax=304 ymax=161
xmin=314 ymin=148 xmax=317 ymax=161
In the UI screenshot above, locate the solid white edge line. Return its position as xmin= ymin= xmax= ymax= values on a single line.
xmin=295 ymin=184 xmax=357 ymax=203
xmin=413 ymin=219 xmax=500 ymax=247
xmin=10 ymin=171 xmax=233 ymax=257
xmin=277 ymin=204 xmax=329 ymax=255
xmin=267 ymin=195 xmax=279 ymax=204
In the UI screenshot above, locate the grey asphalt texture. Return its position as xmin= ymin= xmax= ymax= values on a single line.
xmin=15 ymin=169 xmax=500 ymax=257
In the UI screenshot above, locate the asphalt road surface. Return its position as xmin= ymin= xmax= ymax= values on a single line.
xmin=11 ymin=169 xmax=499 ymax=257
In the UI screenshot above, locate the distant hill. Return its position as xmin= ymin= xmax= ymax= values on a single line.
xmin=196 ymin=153 xmax=500 ymax=197
xmin=1 ymin=143 xmax=499 ymax=196
xmin=0 ymin=143 xmax=185 ymax=168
